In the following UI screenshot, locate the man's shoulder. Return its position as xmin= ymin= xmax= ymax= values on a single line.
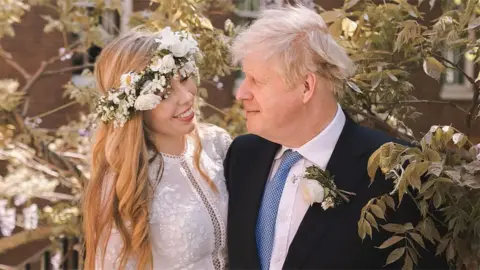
xmin=350 ymin=122 xmax=408 ymax=156
xmin=230 ymin=133 xmax=273 ymax=150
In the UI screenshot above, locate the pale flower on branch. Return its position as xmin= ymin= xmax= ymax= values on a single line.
xmin=0 ymin=207 xmax=16 ymax=236
xmin=24 ymin=117 xmax=42 ymax=129
xmin=0 ymin=167 xmax=59 ymax=199
xmin=13 ymin=194 xmax=27 ymax=206
xmin=58 ymin=47 xmax=72 ymax=61
xmin=50 ymin=250 xmax=62 ymax=270
xmin=23 ymin=203 xmax=38 ymax=230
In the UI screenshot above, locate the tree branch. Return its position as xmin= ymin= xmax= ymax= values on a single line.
xmin=10 ymin=112 xmax=88 ymax=187
xmin=0 ymin=225 xmax=69 ymax=255
xmin=42 ymin=63 xmax=94 ymax=77
xmin=376 ymin=100 xmax=468 ymax=114
xmin=466 ymin=87 xmax=480 ymax=133
xmin=430 ymin=52 xmax=476 ymax=85
xmin=30 ymin=101 xmax=78 ymax=119
xmin=0 ymin=46 xmax=31 ymax=80
xmin=430 ymin=52 xmax=480 ymax=133
xmin=345 ymin=108 xmax=415 ymax=142
xmin=20 ymin=61 xmax=48 ymax=116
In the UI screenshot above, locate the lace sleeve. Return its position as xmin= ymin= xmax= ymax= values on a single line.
xmin=198 ymin=124 xmax=232 ymax=161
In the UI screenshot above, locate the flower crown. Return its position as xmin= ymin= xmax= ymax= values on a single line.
xmin=95 ymin=27 xmax=201 ymax=128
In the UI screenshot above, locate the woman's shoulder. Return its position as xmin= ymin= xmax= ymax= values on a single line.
xmin=197 ymin=123 xmax=231 ymax=142
xmin=197 ymin=123 xmax=232 ymax=159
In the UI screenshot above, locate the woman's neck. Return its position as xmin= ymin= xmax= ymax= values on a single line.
xmin=152 ymin=134 xmax=187 ymax=156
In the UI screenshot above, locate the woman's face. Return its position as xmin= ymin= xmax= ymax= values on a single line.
xmin=143 ymin=76 xmax=197 ymax=138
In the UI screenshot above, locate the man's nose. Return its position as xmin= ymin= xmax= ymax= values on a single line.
xmin=235 ymin=82 xmax=253 ymax=101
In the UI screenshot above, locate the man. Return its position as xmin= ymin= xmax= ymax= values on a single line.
xmin=224 ymin=5 xmax=448 ymax=270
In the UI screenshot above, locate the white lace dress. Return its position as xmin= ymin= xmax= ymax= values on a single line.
xmin=96 ymin=125 xmax=232 ymax=270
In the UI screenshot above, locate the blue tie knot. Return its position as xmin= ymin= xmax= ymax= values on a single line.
xmin=279 ymin=150 xmax=302 ymax=171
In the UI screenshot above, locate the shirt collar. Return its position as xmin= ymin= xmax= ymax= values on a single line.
xmin=274 ymin=103 xmax=346 ymax=169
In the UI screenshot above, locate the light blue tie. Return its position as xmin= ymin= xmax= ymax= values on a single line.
xmin=256 ymin=150 xmax=302 ymax=270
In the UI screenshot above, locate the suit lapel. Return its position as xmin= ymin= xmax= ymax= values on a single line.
xmin=283 ymin=116 xmax=367 ymax=269
xmin=238 ymin=137 xmax=280 ymax=268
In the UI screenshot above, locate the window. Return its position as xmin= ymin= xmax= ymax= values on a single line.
xmin=440 ymin=29 xmax=477 ymax=100
xmin=71 ymin=0 xmax=133 ymax=88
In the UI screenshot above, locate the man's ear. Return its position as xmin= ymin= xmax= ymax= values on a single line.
xmin=302 ymin=73 xmax=317 ymax=104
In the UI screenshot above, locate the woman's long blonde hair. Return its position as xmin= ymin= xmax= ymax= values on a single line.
xmin=82 ymin=29 xmax=214 ymax=270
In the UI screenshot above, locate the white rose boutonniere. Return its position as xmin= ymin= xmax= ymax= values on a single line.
xmin=302 ymin=166 xmax=356 ymax=210
xmin=302 ymin=179 xmax=325 ymax=206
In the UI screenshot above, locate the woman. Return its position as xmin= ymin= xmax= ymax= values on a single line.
xmin=82 ymin=27 xmax=231 ymax=270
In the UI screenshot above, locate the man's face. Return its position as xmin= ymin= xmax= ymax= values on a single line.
xmin=235 ymin=53 xmax=304 ymax=141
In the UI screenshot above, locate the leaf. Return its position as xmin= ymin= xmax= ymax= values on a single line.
xmin=424 ymin=149 xmax=441 ymax=162
xmin=407 ymin=246 xmax=419 ymax=264
xmin=452 ymin=133 xmax=467 ymax=147
xmin=358 ymin=220 xmax=366 ymax=240
xmin=436 ymin=238 xmax=449 ymax=256
xmin=428 ymin=162 xmax=443 ymax=177
xmin=387 ymin=71 xmax=398 ymax=82
xmin=368 ymin=149 xmax=381 ymax=182
xmin=329 ymin=19 xmax=343 ymax=37
xmin=403 ymin=223 xmax=414 ymax=231
xmin=343 ymin=0 xmax=360 ymax=10
xmin=460 ymin=0 xmax=477 ymax=27
xmin=321 ymin=10 xmax=344 ymax=23
xmin=347 ymin=81 xmax=362 ymax=93
xmin=376 ymin=199 xmax=387 ymax=212
xmin=364 ymin=220 xmax=373 ymax=238
xmin=377 ymin=235 xmax=404 ymax=249
xmin=423 ymin=57 xmax=445 ymax=81
xmin=385 ymin=247 xmax=406 ymax=266
xmin=409 ymin=233 xmax=426 ymax=249
xmin=384 ymin=195 xmax=396 ymax=210
xmin=199 ymin=17 xmax=213 ymax=30
xmin=446 ymin=240 xmax=455 ymax=261
xmin=420 ymin=179 xmax=435 ymax=193
xmin=463 ymin=160 xmax=480 ymax=174
xmin=402 ymin=255 xmax=414 ymax=270
xmin=444 ymin=171 xmax=461 ymax=183
xmin=433 ymin=191 xmax=442 ymax=208
xmin=405 ymin=164 xmax=421 ymax=190
xmin=436 ymin=177 xmax=453 ymax=183
xmin=448 ymin=217 xmax=457 ymax=231
xmin=408 ymin=170 xmax=423 ymax=191
xmin=381 ymin=223 xmax=407 ymax=233
xmin=365 ymin=212 xmax=378 ymax=230
xmin=419 ymin=200 xmax=429 ymax=217
xmin=415 ymin=161 xmax=429 ymax=177
xmin=422 ymin=186 xmax=435 ymax=200
xmin=370 ymin=204 xmax=386 ymax=220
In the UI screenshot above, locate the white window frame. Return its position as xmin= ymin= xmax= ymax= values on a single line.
xmin=440 ymin=29 xmax=477 ymax=100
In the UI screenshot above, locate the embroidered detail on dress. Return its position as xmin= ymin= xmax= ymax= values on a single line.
xmin=180 ymin=160 xmax=225 ymax=270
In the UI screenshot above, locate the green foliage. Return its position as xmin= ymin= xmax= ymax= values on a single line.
xmin=363 ymin=126 xmax=480 ymax=269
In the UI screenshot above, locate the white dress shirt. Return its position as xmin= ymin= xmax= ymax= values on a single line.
xmin=268 ymin=104 xmax=346 ymax=270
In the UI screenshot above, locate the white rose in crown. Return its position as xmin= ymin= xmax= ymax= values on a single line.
xmin=302 ymin=179 xmax=325 ymax=206
xmin=134 ymin=93 xmax=162 ymax=111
